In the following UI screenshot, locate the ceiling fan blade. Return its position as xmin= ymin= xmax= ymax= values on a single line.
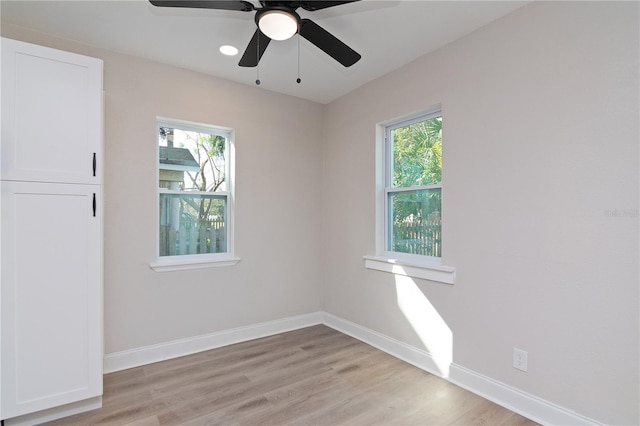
xmin=239 ymin=29 xmax=271 ymax=67
xmin=149 ymin=1 xmax=255 ymax=12
xmin=299 ymin=19 xmax=360 ymax=67
xmin=298 ymin=1 xmax=360 ymax=12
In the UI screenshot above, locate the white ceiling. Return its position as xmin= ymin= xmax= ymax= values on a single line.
xmin=0 ymin=0 xmax=528 ymax=104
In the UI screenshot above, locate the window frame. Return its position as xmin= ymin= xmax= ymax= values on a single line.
xmin=150 ymin=117 xmax=239 ymax=272
xmin=365 ymin=106 xmax=455 ymax=284
xmin=384 ymin=110 xmax=443 ymax=262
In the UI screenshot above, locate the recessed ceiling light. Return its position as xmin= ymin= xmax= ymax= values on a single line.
xmin=219 ymin=45 xmax=239 ymax=56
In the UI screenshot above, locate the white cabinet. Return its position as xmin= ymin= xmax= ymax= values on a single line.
xmin=1 ymin=38 xmax=102 ymax=185
xmin=0 ymin=38 xmax=103 ymax=423
xmin=0 ymin=182 xmax=103 ymax=419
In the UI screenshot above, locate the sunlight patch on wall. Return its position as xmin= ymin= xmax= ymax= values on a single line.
xmin=395 ymin=274 xmax=453 ymax=376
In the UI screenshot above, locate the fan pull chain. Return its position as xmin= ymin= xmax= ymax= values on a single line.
xmin=255 ymin=32 xmax=261 ymax=85
xmin=296 ymin=34 xmax=301 ymax=84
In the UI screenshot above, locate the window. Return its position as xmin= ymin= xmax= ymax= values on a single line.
xmin=151 ymin=118 xmax=238 ymax=271
xmin=386 ymin=111 xmax=442 ymax=259
xmin=365 ymin=107 xmax=455 ymax=284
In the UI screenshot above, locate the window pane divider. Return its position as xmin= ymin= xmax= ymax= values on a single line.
xmin=386 ymin=184 xmax=442 ymax=194
xmin=158 ymin=188 xmax=229 ymax=197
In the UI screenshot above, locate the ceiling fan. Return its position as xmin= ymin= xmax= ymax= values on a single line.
xmin=149 ymin=1 xmax=361 ymax=68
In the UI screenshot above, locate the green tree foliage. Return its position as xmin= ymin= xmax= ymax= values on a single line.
xmin=392 ymin=117 xmax=442 ymax=187
xmin=391 ymin=117 xmax=442 ymax=223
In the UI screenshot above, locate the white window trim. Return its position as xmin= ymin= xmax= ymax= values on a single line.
xmin=150 ymin=254 xmax=240 ymax=272
xmin=151 ymin=117 xmax=239 ymax=272
xmin=364 ymin=255 xmax=455 ymax=284
xmin=366 ymin=106 xmax=455 ymax=285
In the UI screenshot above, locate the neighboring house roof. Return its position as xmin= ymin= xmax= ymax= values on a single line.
xmin=159 ymin=146 xmax=200 ymax=172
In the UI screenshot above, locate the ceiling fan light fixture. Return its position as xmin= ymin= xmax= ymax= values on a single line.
xmin=258 ymin=9 xmax=299 ymax=41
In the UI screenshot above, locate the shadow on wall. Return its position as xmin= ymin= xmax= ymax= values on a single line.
xmin=395 ymin=274 xmax=452 ymax=377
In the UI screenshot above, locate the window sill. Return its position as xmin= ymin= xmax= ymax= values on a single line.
xmin=364 ymin=255 xmax=455 ymax=285
xmin=150 ymin=255 xmax=240 ymax=272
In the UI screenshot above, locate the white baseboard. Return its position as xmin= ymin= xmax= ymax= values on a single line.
xmin=448 ymin=363 xmax=602 ymax=426
xmin=103 ymin=312 xmax=323 ymax=373
xmin=103 ymin=311 xmax=601 ymax=425
xmin=4 ymin=396 xmax=102 ymax=426
xmin=322 ymin=312 xmax=602 ymax=426
xmin=322 ymin=311 xmax=444 ymax=375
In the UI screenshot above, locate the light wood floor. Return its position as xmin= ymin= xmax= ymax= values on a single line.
xmin=45 ymin=325 xmax=537 ymax=426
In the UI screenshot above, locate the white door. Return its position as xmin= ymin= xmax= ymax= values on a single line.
xmin=0 ymin=181 xmax=102 ymax=419
xmin=0 ymin=38 xmax=102 ymax=185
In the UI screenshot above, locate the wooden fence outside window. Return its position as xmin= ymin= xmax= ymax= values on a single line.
xmin=393 ymin=215 xmax=441 ymax=257
xmin=160 ymin=218 xmax=226 ymax=256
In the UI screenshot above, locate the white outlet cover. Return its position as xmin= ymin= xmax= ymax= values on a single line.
xmin=513 ymin=347 xmax=528 ymax=372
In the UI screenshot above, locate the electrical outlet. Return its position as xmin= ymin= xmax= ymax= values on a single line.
xmin=513 ymin=348 xmax=528 ymax=372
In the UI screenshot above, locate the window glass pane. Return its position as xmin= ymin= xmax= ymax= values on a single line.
xmin=388 ymin=188 xmax=441 ymax=257
xmin=158 ymin=127 xmax=226 ymax=192
xmin=391 ymin=116 xmax=442 ymax=187
xmin=159 ymin=193 xmax=227 ymax=256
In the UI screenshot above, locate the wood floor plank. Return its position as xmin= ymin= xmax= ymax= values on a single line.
xmin=42 ymin=325 xmax=538 ymax=426
xmin=120 ymin=415 xmax=161 ymax=426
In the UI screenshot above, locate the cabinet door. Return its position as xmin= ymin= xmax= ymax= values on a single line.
xmin=1 ymin=38 xmax=103 ymax=185
xmin=0 ymin=181 xmax=102 ymax=419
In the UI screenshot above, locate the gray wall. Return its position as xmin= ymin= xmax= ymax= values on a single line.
xmin=322 ymin=2 xmax=638 ymax=424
